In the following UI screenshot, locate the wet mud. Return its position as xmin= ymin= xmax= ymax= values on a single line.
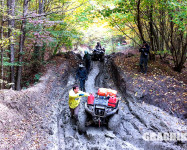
xmin=49 ymin=59 xmax=187 ymax=150
xmin=0 ymin=54 xmax=186 ymax=150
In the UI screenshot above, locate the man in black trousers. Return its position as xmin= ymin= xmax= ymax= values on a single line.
xmin=76 ymin=64 xmax=87 ymax=92
xmin=139 ymin=41 xmax=150 ymax=74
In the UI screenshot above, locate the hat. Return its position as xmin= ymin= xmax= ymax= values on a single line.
xmin=79 ymin=64 xmax=84 ymax=67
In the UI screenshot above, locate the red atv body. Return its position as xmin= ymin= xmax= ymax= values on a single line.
xmin=78 ymin=88 xmax=121 ymax=133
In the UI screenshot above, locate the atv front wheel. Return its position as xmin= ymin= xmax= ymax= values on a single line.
xmin=100 ymin=55 xmax=104 ymax=62
xmin=108 ymin=112 xmax=121 ymax=132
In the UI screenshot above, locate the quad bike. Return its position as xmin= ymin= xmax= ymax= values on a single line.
xmin=91 ymin=48 xmax=105 ymax=62
xmin=77 ymin=88 xmax=121 ymax=133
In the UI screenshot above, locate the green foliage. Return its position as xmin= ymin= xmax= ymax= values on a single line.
xmin=1 ymin=0 xmax=186 ymax=90
xmin=167 ymin=0 xmax=187 ymax=32
xmin=156 ymin=49 xmax=171 ymax=55
xmin=3 ymin=61 xmax=24 ymax=67
xmin=47 ymin=24 xmax=82 ymax=54
xmin=34 ymin=73 xmax=42 ymax=83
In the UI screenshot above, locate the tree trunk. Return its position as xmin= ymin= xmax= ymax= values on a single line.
xmin=16 ymin=0 xmax=30 ymax=90
xmin=173 ymin=32 xmax=186 ymax=72
xmin=148 ymin=3 xmax=155 ymax=60
xmin=0 ymin=0 xmax=5 ymax=89
xmin=7 ymin=0 xmax=15 ymax=89
xmin=137 ymin=0 xmax=145 ymax=42
xmin=41 ymin=43 xmax=46 ymax=61
xmin=39 ymin=0 xmax=45 ymax=14
xmin=159 ymin=6 xmax=165 ymax=59
xmin=35 ymin=0 xmax=45 ymax=61
xmin=169 ymin=15 xmax=179 ymax=69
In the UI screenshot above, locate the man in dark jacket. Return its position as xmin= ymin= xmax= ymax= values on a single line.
xmin=83 ymin=51 xmax=91 ymax=73
xmin=76 ymin=64 xmax=87 ymax=92
xmin=139 ymin=41 xmax=150 ymax=74
xmin=95 ymin=42 xmax=102 ymax=49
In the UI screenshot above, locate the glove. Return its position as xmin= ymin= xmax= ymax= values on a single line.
xmin=79 ymin=94 xmax=84 ymax=96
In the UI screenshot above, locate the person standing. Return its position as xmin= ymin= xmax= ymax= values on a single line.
xmin=69 ymin=86 xmax=89 ymax=120
xmin=95 ymin=42 xmax=102 ymax=49
xmin=83 ymin=51 xmax=91 ymax=73
xmin=76 ymin=64 xmax=87 ymax=92
xmin=139 ymin=41 xmax=150 ymax=74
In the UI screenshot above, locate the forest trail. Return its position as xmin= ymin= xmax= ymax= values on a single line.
xmin=0 ymin=56 xmax=186 ymax=150
xmin=41 ymin=59 xmax=187 ymax=150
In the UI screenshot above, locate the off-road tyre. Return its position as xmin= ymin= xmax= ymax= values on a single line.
xmin=91 ymin=56 xmax=95 ymax=61
xmin=100 ymin=55 xmax=104 ymax=62
xmin=108 ymin=110 xmax=121 ymax=132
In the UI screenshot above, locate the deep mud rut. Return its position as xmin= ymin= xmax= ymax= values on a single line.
xmin=47 ymin=59 xmax=187 ymax=150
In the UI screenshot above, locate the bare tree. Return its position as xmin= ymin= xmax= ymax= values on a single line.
xmin=0 ymin=0 xmax=5 ymax=89
xmin=39 ymin=0 xmax=45 ymax=14
xmin=7 ymin=0 xmax=15 ymax=89
xmin=137 ymin=0 xmax=145 ymax=42
xmin=16 ymin=0 xmax=30 ymax=90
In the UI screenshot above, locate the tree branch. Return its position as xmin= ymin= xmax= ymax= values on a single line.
xmin=3 ymin=1 xmax=89 ymax=22
xmin=111 ymin=17 xmax=141 ymax=47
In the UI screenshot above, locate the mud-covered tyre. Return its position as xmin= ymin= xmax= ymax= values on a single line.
xmin=95 ymin=57 xmax=99 ymax=61
xmin=100 ymin=55 xmax=104 ymax=62
xmin=91 ymin=56 xmax=95 ymax=61
xmin=92 ymin=56 xmax=97 ymax=61
xmin=77 ymin=109 xmax=87 ymax=133
xmin=108 ymin=112 xmax=121 ymax=132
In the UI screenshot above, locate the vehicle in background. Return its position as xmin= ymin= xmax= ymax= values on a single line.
xmin=91 ymin=48 xmax=105 ymax=62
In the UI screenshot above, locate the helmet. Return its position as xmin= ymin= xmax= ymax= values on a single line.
xmin=79 ymin=64 xmax=84 ymax=67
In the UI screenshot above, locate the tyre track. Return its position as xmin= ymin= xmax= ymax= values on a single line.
xmin=48 ymin=58 xmax=186 ymax=150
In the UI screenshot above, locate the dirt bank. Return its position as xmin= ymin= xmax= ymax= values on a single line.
xmin=112 ymin=52 xmax=187 ymax=120
xmin=0 ymin=52 xmax=80 ymax=150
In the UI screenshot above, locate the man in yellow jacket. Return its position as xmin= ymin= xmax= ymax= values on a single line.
xmin=69 ymin=85 xmax=89 ymax=120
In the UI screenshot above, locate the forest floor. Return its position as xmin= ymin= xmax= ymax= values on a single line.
xmin=113 ymin=47 xmax=187 ymax=119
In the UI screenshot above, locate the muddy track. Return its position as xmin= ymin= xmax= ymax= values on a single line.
xmin=46 ymin=58 xmax=186 ymax=150
xmin=0 ymin=56 xmax=186 ymax=150
xmin=0 ymin=55 xmax=186 ymax=150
